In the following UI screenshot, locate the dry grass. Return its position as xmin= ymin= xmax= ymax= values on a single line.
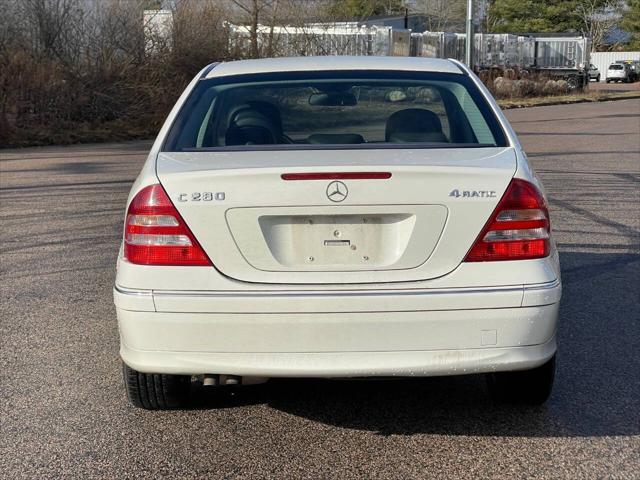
xmin=498 ymin=90 xmax=640 ymax=109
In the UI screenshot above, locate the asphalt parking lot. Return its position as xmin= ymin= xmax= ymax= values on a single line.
xmin=589 ymin=79 xmax=640 ymax=93
xmin=1 ymin=99 xmax=639 ymax=479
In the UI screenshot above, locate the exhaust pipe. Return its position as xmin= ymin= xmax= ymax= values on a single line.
xmin=202 ymin=374 xmax=268 ymax=386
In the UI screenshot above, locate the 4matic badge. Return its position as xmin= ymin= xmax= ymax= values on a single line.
xmin=449 ymin=189 xmax=497 ymax=198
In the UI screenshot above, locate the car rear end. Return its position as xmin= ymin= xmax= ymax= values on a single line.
xmin=606 ymin=63 xmax=628 ymax=82
xmin=114 ymin=57 xmax=561 ymax=408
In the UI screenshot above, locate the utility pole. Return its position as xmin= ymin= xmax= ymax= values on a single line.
xmin=465 ymin=0 xmax=474 ymax=70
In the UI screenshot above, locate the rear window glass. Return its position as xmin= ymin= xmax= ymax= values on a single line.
xmin=164 ymin=70 xmax=507 ymax=151
xmin=609 ymin=64 xmax=624 ymax=70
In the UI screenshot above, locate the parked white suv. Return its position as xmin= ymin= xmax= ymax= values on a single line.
xmin=114 ymin=56 xmax=561 ymax=409
xmin=606 ymin=63 xmax=630 ymax=83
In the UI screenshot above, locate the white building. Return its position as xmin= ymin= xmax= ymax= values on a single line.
xmin=590 ymin=51 xmax=640 ymax=75
xmin=144 ymin=9 xmax=173 ymax=53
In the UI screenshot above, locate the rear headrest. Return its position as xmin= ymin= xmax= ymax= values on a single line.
xmin=385 ymin=109 xmax=448 ymax=143
xmin=307 ymin=134 xmax=364 ymax=144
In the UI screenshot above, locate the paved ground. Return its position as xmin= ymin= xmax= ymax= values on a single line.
xmin=1 ymin=99 xmax=639 ymax=479
xmin=588 ymin=79 xmax=640 ymax=93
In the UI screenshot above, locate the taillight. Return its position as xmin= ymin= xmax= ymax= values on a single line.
xmin=124 ymin=184 xmax=211 ymax=266
xmin=281 ymin=172 xmax=392 ymax=180
xmin=464 ymin=179 xmax=550 ymax=262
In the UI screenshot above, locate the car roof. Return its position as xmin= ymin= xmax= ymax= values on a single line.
xmin=204 ymin=56 xmax=463 ymax=79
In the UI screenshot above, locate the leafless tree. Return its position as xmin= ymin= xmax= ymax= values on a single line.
xmin=411 ymin=0 xmax=466 ymax=32
xmin=229 ymin=0 xmax=278 ymax=57
xmin=19 ymin=0 xmax=87 ymax=66
xmin=171 ymin=0 xmax=232 ymax=67
xmin=576 ymin=0 xmax=625 ymax=51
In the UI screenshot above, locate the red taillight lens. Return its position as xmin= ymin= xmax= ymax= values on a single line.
xmin=464 ymin=179 xmax=550 ymax=262
xmin=124 ymin=184 xmax=211 ymax=266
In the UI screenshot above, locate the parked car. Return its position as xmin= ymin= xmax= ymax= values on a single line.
xmin=588 ymin=64 xmax=600 ymax=81
xmin=615 ymin=60 xmax=640 ymax=82
xmin=114 ymin=56 xmax=561 ymax=409
xmin=606 ymin=63 xmax=632 ymax=83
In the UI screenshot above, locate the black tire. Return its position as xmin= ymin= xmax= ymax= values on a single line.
xmin=123 ymin=362 xmax=191 ymax=409
xmin=596 ymin=75 xmax=600 ymax=82
xmin=606 ymin=79 xmax=610 ymax=83
xmin=486 ymin=354 xmax=556 ymax=405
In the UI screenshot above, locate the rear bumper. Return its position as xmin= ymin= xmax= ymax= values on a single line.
xmin=120 ymin=335 xmax=557 ymax=378
xmin=115 ymin=280 xmax=560 ymax=377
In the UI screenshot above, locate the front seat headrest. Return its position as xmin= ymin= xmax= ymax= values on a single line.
xmin=225 ymin=107 xmax=279 ymax=146
xmin=245 ymin=101 xmax=283 ymax=138
xmin=385 ymin=108 xmax=449 ymax=143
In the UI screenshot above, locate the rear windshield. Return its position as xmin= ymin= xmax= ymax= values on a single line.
xmin=163 ymin=70 xmax=507 ymax=151
xmin=609 ymin=64 xmax=624 ymax=70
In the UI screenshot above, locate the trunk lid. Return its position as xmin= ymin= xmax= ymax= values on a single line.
xmin=157 ymin=147 xmax=516 ymax=284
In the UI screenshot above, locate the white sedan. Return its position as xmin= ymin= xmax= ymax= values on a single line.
xmin=114 ymin=56 xmax=561 ymax=409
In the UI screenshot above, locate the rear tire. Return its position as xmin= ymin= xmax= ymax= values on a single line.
xmin=567 ymin=76 xmax=579 ymax=90
xmin=486 ymin=354 xmax=555 ymax=405
xmin=123 ymin=363 xmax=190 ymax=409
xmin=596 ymin=75 xmax=600 ymax=82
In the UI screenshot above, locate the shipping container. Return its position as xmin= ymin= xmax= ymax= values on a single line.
xmin=534 ymin=37 xmax=591 ymax=69
xmin=390 ymin=29 xmax=411 ymax=56
xmin=225 ymin=22 xmax=590 ymax=87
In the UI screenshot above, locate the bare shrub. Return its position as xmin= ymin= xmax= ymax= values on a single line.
xmin=514 ymin=79 xmax=536 ymax=97
xmin=493 ymin=76 xmax=514 ymax=97
xmin=555 ymin=79 xmax=570 ymax=93
xmin=0 ymin=0 xmax=232 ymax=147
xmin=486 ymin=70 xmax=575 ymax=100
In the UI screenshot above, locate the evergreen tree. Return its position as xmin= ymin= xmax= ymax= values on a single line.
xmin=487 ymin=0 xmax=586 ymax=32
xmin=621 ymin=0 xmax=640 ymax=48
xmin=329 ymin=0 xmax=405 ymax=18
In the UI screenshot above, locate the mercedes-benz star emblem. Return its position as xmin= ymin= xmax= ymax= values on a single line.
xmin=326 ymin=181 xmax=348 ymax=202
